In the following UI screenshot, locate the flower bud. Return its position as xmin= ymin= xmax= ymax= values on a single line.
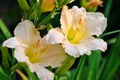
xmin=40 ymin=0 xmax=55 ymax=12
xmin=80 ymin=0 xmax=103 ymax=12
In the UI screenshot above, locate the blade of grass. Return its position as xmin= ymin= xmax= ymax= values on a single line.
xmin=0 ymin=19 xmax=12 ymax=38
xmin=87 ymin=51 xmax=101 ymax=80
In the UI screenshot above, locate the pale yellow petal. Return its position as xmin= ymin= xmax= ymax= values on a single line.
xmin=61 ymin=6 xmax=87 ymax=35
xmin=60 ymin=6 xmax=73 ymax=33
xmin=63 ymin=40 xmax=89 ymax=57
xmin=84 ymin=37 xmax=107 ymax=52
xmin=40 ymin=44 xmax=66 ymax=68
xmin=32 ymin=63 xmax=54 ymax=80
xmin=46 ymin=28 xmax=65 ymax=44
xmin=14 ymin=20 xmax=40 ymax=45
xmin=2 ymin=37 xmax=20 ymax=48
xmin=14 ymin=46 xmax=54 ymax=80
xmin=14 ymin=46 xmax=29 ymax=62
xmin=86 ymin=12 xmax=107 ymax=36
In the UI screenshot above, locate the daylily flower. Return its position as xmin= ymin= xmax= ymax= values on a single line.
xmin=2 ymin=20 xmax=66 ymax=80
xmin=46 ymin=6 xmax=107 ymax=57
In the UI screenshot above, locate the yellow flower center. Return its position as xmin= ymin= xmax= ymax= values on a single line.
xmin=66 ymin=20 xmax=87 ymax=44
xmin=26 ymin=41 xmax=41 ymax=63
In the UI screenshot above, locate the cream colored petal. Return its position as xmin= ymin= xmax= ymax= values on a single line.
xmin=14 ymin=46 xmax=37 ymax=72
xmin=14 ymin=20 xmax=40 ymax=45
xmin=14 ymin=46 xmax=54 ymax=80
xmin=84 ymin=37 xmax=107 ymax=52
xmin=60 ymin=6 xmax=73 ymax=33
xmin=86 ymin=12 xmax=107 ymax=36
xmin=14 ymin=46 xmax=29 ymax=62
xmin=40 ymin=44 xmax=66 ymax=68
xmin=69 ymin=6 xmax=87 ymax=26
xmin=2 ymin=37 xmax=20 ymax=48
xmin=63 ymin=40 xmax=89 ymax=57
xmin=60 ymin=6 xmax=87 ymax=33
xmin=46 ymin=28 xmax=65 ymax=44
xmin=32 ymin=63 xmax=54 ymax=80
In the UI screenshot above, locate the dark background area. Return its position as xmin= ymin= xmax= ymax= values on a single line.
xmin=0 ymin=0 xmax=22 ymax=32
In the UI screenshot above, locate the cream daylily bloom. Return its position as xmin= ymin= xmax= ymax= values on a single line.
xmin=2 ymin=20 xmax=66 ymax=80
xmin=46 ymin=6 xmax=107 ymax=57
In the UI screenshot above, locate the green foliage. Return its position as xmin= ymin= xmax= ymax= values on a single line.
xmin=0 ymin=19 xmax=12 ymax=38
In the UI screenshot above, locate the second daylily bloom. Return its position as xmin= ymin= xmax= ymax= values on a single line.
xmin=2 ymin=20 xmax=66 ymax=80
xmin=46 ymin=6 xmax=107 ymax=57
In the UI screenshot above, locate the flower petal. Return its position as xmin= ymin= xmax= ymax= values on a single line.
xmin=60 ymin=6 xmax=73 ymax=33
xmin=14 ymin=20 xmax=40 ymax=45
xmin=46 ymin=28 xmax=65 ymax=44
xmin=2 ymin=37 xmax=20 ymax=48
xmin=15 ymin=46 xmax=54 ymax=80
xmin=40 ymin=44 xmax=66 ymax=68
xmin=32 ymin=63 xmax=54 ymax=80
xmin=60 ymin=6 xmax=87 ymax=34
xmin=84 ymin=37 xmax=107 ymax=52
xmin=63 ymin=40 xmax=90 ymax=57
xmin=14 ymin=46 xmax=36 ymax=72
xmin=14 ymin=46 xmax=29 ymax=62
xmin=86 ymin=12 xmax=107 ymax=36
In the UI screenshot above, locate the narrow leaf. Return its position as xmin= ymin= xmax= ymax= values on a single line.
xmin=87 ymin=51 xmax=101 ymax=80
xmin=72 ymin=55 xmax=86 ymax=80
xmin=0 ymin=19 xmax=12 ymax=38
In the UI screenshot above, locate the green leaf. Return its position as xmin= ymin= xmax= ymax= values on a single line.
xmin=97 ymin=33 xmax=120 ymax=80
xmin=104 ymin=0 xmax=113 ymax=18
xmin=0 ymin=66 xmax=9 ymax=80
xmin=17 ymin=0 xmax=30 ymax=11
xmin=1 ymin=47 xmax=11 ymax=70
xmin=0 ymin=19 xmax=12 ymax=38
xmin=87 ymin=51 xmax=101 ymax=80
xmin=72 ymin=55 xmax=86 ymax=80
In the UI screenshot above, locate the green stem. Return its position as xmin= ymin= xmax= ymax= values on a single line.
xmin=34 ymin=0 xmax=43 ymax=26
xmin=37 ymin=7 xmax=56 ymax=27
xmin=17 ymin=0 xmax=30 ymax=11
xmin=10 ymin=62 xmax=26 ymax=73
xmin=100 ymin=30 xmax=120 ymax=38
xmin=55 ymin=55 xmax=75 ymax=76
